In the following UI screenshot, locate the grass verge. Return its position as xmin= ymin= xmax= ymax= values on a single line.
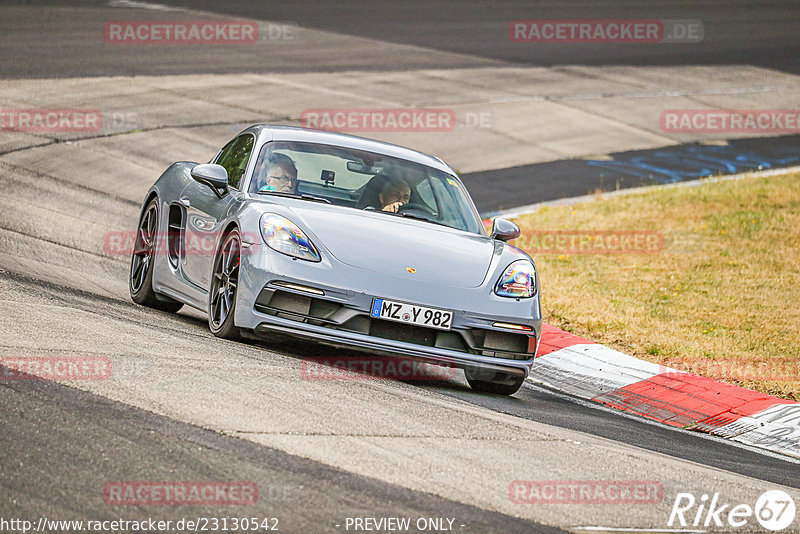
xmin=512 ymin=171 xmax=800 ymax=400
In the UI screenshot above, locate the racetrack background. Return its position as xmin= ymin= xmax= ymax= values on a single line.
xmin=2 ymin=2 xmax=800 ymax=532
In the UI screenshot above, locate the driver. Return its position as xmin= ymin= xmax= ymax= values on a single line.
xmin=377 ymin=175 xmax=411 ymax=213
xmin=258 ymin=153 xmax=298 ymax=193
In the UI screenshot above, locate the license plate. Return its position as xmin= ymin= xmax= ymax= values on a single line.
xmin=370 ymin=298 xmax=453 ymax=330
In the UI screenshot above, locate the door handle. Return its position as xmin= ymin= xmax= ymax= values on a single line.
xmin=178 ymin=197 xmax=191 ymax=207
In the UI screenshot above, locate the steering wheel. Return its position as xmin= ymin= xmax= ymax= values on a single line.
xmin=397 ymin=202 xmax=437 ymax=219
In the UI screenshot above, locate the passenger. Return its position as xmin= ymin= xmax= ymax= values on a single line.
xmin=259 ymin=153 xmax=298 ymax=193
xmin=377 ymin=175 xmax=411 ymax=213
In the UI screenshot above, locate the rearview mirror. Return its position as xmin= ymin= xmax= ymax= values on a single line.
xmin=490 ymin=218 xmax=520 ymax=242
xmin=191 ymin=164 xmax=229 ymax=197
xmin=346 ymin=161 xmax=383 ymax=174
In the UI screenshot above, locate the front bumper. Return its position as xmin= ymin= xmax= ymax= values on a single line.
xmin=252 ymin=313 xmax=532 ymax=377
xmin=234 ymin=241 xmax=541 ymax=377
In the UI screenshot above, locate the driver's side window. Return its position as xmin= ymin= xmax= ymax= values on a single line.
xmin=215 ymin=134 xmax=254 ymax=189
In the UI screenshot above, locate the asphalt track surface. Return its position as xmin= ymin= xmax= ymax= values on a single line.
xmin=465 ymin=134 xmax=800 ymax=213
xmin=2 ymin=2 xmax=800 ymax=533
xmin=162 ymin=0 xmax=800 ymax=73
xmin=0 ymin=353 xmax=562 ymax=534
xmin=4 ymin=0 xmax=800 ymax=77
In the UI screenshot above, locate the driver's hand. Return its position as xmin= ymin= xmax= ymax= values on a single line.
xmin=382 ymin=201 xmax=404 ymax=213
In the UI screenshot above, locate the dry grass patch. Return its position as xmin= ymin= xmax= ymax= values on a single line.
xmin=512 ymin=172 xmax=800 ymax=400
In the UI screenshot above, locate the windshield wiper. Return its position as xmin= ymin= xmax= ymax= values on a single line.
xmin=256 ymin=191 xmax=331 ymax=204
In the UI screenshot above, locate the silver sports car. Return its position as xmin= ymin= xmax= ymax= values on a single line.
xmin=130 ymin=125 xmax=541 ymax=395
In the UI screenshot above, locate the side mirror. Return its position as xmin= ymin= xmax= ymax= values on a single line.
xmin=490 ymin=218 xmax=520 ymax=242
xmin=191 ymin=164 xmax=229 ymax=197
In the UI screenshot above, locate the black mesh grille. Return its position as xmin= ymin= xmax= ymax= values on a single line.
xmin=369 ymin=320 xmax=437 ymax=347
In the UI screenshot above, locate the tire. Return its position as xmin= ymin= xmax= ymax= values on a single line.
xmin=129 ymin=198 xmax=183 ymax=313
xmin=208 ymin=229 xmax=242 ymax=340
xmin=464 ymin=366 xmax=526 ymax=396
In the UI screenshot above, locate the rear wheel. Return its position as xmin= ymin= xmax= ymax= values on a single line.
xmin=208 ymin=229 xmax=242 ymax=340
xmin=129 ymin=198 xmax=183 ymax=313
xmin=465 ymin=366 xmax=525 ymax=396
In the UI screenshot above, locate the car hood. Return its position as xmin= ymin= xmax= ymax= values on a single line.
xmin=289 ymin=204 xmax=495 ymax=288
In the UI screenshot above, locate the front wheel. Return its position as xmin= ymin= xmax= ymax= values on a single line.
xmin=464 ymin=366 xmax=525 ymax=396
xmin=129 ymin=198 xmax=183 ymax=313
xmin=208 ymin=229 xmax=242 ymax=340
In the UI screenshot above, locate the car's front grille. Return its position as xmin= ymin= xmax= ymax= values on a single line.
xmin=254 ymin=287 xmax=534 ymax=360
xmin=369 ymin=320 xmax=436 ymax=347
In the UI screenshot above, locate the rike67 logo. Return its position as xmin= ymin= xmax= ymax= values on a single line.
xmin=668 ymin=490 xmax=796 ymax=531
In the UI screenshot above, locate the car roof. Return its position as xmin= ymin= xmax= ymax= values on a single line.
xmin=244 ymin=125 xmax=456 ymax=175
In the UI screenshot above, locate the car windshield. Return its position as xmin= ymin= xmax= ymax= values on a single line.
xmin=248 ymin=141 xmax=484 ymax=235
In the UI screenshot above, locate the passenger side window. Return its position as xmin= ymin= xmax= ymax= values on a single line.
xmin=216 ymin=135 xmax=254 ymax=189
xmin=415 ymin=178 xmax=438 ymax=213
xmin=430 ymin=177 xmax=466 ymax=229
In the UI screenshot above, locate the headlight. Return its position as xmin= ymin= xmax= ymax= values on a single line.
xmin=495 ymin=260 xmax=536 ymax=298
xmin=259 ymin=214 xmax=321 ymax=262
